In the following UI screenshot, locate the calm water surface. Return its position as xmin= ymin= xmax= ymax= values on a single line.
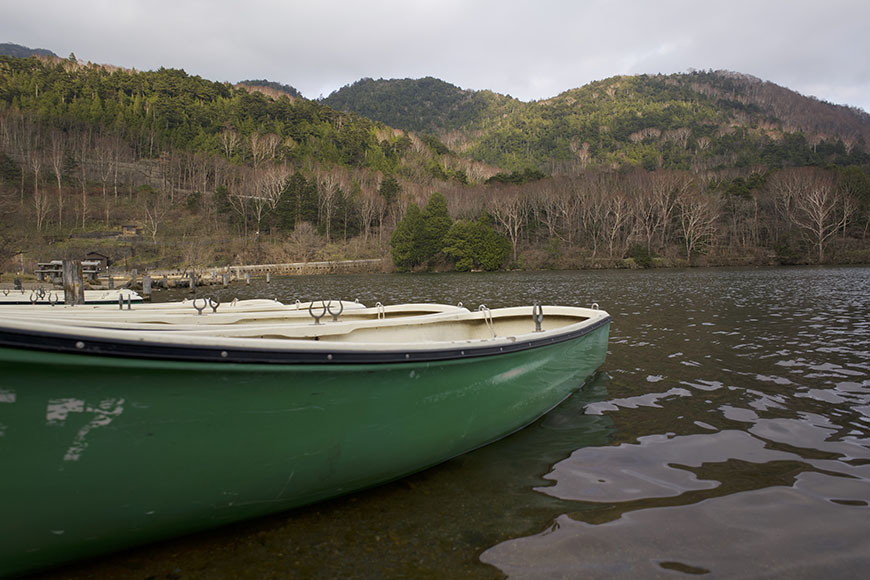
xmin=36 ymin=267 xmax=870 ymax=579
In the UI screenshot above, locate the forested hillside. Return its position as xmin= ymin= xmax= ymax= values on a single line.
xmin=324 ymin=71 xmax=870 ymax=173
xmin=1 ymin=49 xmax=869 ymax=278
xmin=323 ymin=77 xmax=521 ymax=135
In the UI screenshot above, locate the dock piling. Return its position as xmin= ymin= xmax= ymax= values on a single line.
xmin=62 ymin=260 xmax=85 ymax=306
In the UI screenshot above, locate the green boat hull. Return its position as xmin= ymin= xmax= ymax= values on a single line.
xmin=0 ymin=321 xmax=609 ymax=577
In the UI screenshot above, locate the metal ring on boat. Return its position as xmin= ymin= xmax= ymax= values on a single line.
xmin=209 ymin=296 xmax=221 ymax=312
xmin=326 ymin=299 xmax=343 ymax=322
xmin=376 ymin=302 xmax=385 ymax=320
xmin=192 ymin=297 xmax=208 ymax=315
xmin=532 ymin=303 xmax=544 ymax=332
xmin=48 ymin=292 xmax=58 ymax=306
xmin=308 ymin=300 xmax=327 ymax=324
xmin=30 ymin=291 xmax=37 ymax=304
xmin=591 ymin=302 xmax=599 ymax=310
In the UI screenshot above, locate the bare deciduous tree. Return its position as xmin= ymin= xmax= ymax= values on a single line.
xmin=48 ymin=129 xmax=66 ymax=229
xmin=603 ymin=190 xmax=633 ymax=260
xmin=235 ymin=164 xmax=292 ymax=238
xmin=487 ymin=185 xmax=529 ymax=263
xmin=75 ymin=128 xmax=92 ymax=229
xmin=142 ymin=194 xmax=167 ymax=243
xmin=677 ymin=186 xmax=721 ymax=262
xmin=319 ymin=169 xmax=347 ymax=243
xmin=576 ymin=173 xmax=617 ymax=259
xmin=356 ymin=182 xmax=385 ymax=243
xmin=249 ymin=132 xmax=281 ymax=168
xmin=768 ymin=167 xmax=847 ymax=263
xmin=219 ymin=128 xmax=240 ymax=160
xmin=284 ymin=221 xmax=322 ymax=262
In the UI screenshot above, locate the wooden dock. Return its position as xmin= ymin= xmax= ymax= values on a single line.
xmin=125 ymin=259 xmax=386 ymax=294
xmin=9 ymin=259 xmax=387 ymax=298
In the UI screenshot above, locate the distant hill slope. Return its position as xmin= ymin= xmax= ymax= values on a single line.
xmin=0 ymin=55 xmax=458 ymax=179
xmin=237 ymin=79 xmax=303 ymax=100
xmin=322 ymin=71 xmax=870 ymax=173
xmin=322 ymin=77 xmax=522 ymax=134
xmin=0 ymin=42 xmax=58 ymax=59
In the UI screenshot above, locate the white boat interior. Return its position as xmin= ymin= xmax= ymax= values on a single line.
xmin=0 ymin=303 xmax=609 ymax=354
xmin=0 ymin=300 xmax=466 ymax=329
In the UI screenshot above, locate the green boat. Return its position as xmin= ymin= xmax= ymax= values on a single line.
xmin=0 ymin=303 xmax=610 ymax=577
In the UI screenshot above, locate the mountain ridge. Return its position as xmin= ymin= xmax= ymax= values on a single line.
xmin=0 ymin=42 xmax=58 ymax=60
xmin=3 ymin=41 xmax=870 ymax=175
xmin=322 ymin=71 xmax=870 ymax=172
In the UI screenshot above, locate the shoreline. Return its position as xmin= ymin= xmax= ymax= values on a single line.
xmin=0 ymin=251 xmax=870 ymax=291
xmin=2 ymin=256 xmax=868 ymax=293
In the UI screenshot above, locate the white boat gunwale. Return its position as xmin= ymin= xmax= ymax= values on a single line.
xmin=0 ymin=306 xmax=611 ymax=365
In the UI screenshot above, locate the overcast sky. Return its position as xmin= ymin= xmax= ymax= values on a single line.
xmin=4 ymin=0 xmax=869 ymax=111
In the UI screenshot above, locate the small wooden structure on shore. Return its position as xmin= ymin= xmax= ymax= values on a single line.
xmin=126 ymin=259 xmax=385 ymax=297
xmin=36 ymin=260 xmax=103 ymax=283
xmin=24 ymin=258 xmax=386 ymax=300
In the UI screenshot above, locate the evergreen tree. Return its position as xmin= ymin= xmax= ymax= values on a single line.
xmin=389 ymin=193 xmax=453 ymax=270
xmin=442 ymin=211 xmax=510 ymax=271
xmin=389 ymin=203 xmax=424 ymax=270
xmin=419 ymin=192 xmax=452 ymax=260
xmin=379 ymin=175 xmax=400 ymax=207
xmin=274 ymin=173 xmax=318 ymax=230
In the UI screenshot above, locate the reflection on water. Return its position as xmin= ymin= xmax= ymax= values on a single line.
xmin=480 ymin=266 xmax=870 ymax=579
xmin=36 ymin=266 xmax=870 ymax=579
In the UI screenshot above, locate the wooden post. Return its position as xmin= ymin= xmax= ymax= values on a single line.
xmin=189 ymin=271 xmax=196 ymax=291
xmin=266 ymin=270 xmax=271 ymax=284
xmin=245 ymin=272 xmax=251 ymax=285
xmin=62 ymin=260 xmax=85 ymax=306
xmin=222 ymin=273 xmax=229 ymax=288
xmin=108 ymin=275 xmax=114 ymax=289
xmin=143 ymin=274 xmax=152 ymax=298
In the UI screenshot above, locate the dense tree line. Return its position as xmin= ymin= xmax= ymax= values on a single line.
xmin=389 ymin=192 xmax=510 ymax=271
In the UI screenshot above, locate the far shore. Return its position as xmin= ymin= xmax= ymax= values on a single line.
xmin=3 ymin=257 xmax=868 ymax=294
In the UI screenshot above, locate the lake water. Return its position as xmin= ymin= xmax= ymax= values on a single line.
xmin=34 ymin=266 xmax=870 ymax=579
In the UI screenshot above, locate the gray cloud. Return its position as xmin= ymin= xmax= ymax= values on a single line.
xmin=4 ymin=0 xmax=869 ymax=111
